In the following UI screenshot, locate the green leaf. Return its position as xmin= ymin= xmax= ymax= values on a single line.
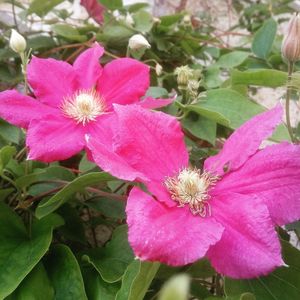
xmin=0 ymin=145 xmax=16 ymax=174
xmin=116 ymin=260 xmax=160 ymax=300
xmin=184 ymin=88 xmax=263 ymax=129
xmin=99 ymin=0 xmax=123 ymax=10
xmin=35 ymin=172 xmax=114 ymax=219
xmin=6 ymin=263 xmax=54 ymax=300
xmin=0 ymin=120 xmax=21 ymax=144
xmin=252 ymin=18 xmax=277 ymax=59
xmin=0 ymin=203 xmax=63 ymax=299
xmin=0 ymin=188 xmax=14 ymax=200
xmin=216 ymin=51 xmax=249 ymax=68
xmin=86 ymin=197 xmax=126 ymax=219
xmin=231 ymin=69 xmax=287 ymax=87
xmin=204 ymin=66 xmax=222 ymax=89
xmin=82 ymin=267 xmax=120 ymax=300
xmin=79 ymin=153 xmax=97 ymax=173
xmin=52 ymin=24 xmax=87 ymax=42
xmin=146 ymin=87 xmax=169 ymax=98
xmin=187 ymin=259 xmax=215 ymax=278
xmin=83 ymin=225 xmax=134 ymax=283
xmin=182 ymin=113 xmax=216 ymax=145
xmin=28 ymin=0 xmax=64 ymax=17
xmin=133 ymin=10 xmax=153 ymax=32
xmin=45 ymin=244 xmax=87 ymax=300
xmin=225 ymin=240 xmax=300 ymax=300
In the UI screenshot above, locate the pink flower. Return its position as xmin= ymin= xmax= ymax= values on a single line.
xmin=87 ymin=104 xmax=300 ymax=279
xmin=80 ymin=0 xmax=105 ymax=24
xmin=0 ymin=43 xmax=172 ymax=162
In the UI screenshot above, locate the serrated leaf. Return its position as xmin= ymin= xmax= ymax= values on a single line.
xmin=116 ymin=260 xmax=160 ymax=300
xmin=35 ymin=172 xmax=114 ymax=219
xmin=45 ymin=244 xmax=87 ymax=300
xmin=0 ymin=203 xmax=63 ymax=299
xmin=252 ymin=18 xmax=277 ymax=59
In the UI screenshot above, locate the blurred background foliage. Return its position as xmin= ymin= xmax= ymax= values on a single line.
xmin=1 ymin=0 xmax=300 ymax=299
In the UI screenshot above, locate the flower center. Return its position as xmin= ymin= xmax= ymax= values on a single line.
xmin=62 ymin=90 xmax=105 ymax=125
xmin=164 ymin=168 xmax=219 ymax=217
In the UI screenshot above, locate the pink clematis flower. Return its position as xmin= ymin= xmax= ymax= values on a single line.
xmin=87 ymin=103 xmax=300 ymax=279
xmin=0 ymin=43 xmax=172 ymax=162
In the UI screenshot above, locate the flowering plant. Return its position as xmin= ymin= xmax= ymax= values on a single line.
xmin=1 ymin=1 xmax=300 ymax=299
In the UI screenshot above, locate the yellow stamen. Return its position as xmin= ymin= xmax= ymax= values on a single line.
xmin=62 ymin=90 xmax=105 ymax=125
xmin=164 ymin=168 xmax=219 ymax=217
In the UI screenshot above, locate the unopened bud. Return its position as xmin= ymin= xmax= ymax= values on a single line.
xmin=155 ymin=63 xmax=163 ymax=76
xmin=182 ymin=14 xmax=192 ymax=27
xmin=128 ymin=34 xmax=151 ymax=50
xmin=174 ymin=65 xmax=193 ymax=88
xmin=125 ymin=13 xmax=134 ymax=26
xmin=282 ymin=13 xmax=300 ymax=62
xmin=9 ymin=29 xmax=26 ymax=53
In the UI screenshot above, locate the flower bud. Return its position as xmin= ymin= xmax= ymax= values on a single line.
xmin=125 ymin=13 xmax=134 ymax=26
xmin=155 ymin=63 xmax=163 ymax=76
xmin=9 ymin=29 xmax=26 ymax=53
xmin=128 ymin=34 xmax=151 ymax=50
xmin=282 ymin=13 xmax=300 ymax=62
xmin=174 ymin=65 xmax=193 ymax=88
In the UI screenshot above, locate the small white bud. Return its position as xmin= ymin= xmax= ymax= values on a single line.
xmin=9 ymin=29 xmax=26 ymax=53
xmin=155 ymin=63 xmax=163 ymax=76
xmin=128 ymin=34 xmax=151 ymax=50
xmin=125 ymin=13 xmax=134 ymax=26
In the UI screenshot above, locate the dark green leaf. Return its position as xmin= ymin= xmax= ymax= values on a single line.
xmin=45 ymin=244 xmax=87 ymax=300
xmin=0 ymin=145 xmax=16 ymax=174
xmin=252 ymin=18 xmax=277 ymax=59
xmin=0 ymin=203 xmax=63 ymax=299
xmin=99 ymin=0 xmax=123 ymax=10
xmin=52 ymin=24 xmax=87 ymax=42
xmin=83 ymin=225 xmax=134 ymax=283
xmin=0 ymin=120 xmax=21 ymax=144
xmin=116 ymin=260 xmax=160 ymax=300
xmin=6 ymin=263 xmax=54 ymax=300
xmin=216 ymin=51 xmax=249 ymax=68
xmin=35 ymin=172 xmax=114 ymax=219
xmin=133 ymin=10 xmax=153 ymax=32
xmin=225 ymin=241 xmax=300 ymax=300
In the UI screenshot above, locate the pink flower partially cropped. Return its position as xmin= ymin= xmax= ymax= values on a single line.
xmin=87 ymin=104 xmax=300 ymax=279
xmin=0 ymin=43 xmax=171 ymax=162
xmin=80 ymin=0 xmax=105 ymax=24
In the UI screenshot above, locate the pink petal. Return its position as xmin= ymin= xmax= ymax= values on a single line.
xmin=97 ymin=58 xmax=149 ymax=110
xmin=27 ymin=56 xmax=78 ymax=108
xmin=0 ymin=90 xmax=57 ymax=129
xmin=138 ymin=97 xmax=174 ymax=109
xmin=114 ymin=104 xmax=189 ymax=181
xmin=26 ymin=114 xmax=85 ymax=162
xmin=213 ymin=142 xmax=300 ymax=225
xmin=204 ymin=105 xmax=283 ymax=176
xmin=126 ymin=187 xmax=224 ymax=266
xmin=207 ymin=193 xmax=283 ymax=279
xmin=80 ymin=0 xmax=105 ymax=24
xmin=73 ymin=43 xmax=104 ymax=90
xmin=86 ymin=113 xmax=148 ymax=181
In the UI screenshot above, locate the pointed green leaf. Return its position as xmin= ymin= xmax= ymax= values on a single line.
xmin=116 ymin=260 xmax=160 ymax=300
xmin=45 ymin=244 xmax=87 ymax=300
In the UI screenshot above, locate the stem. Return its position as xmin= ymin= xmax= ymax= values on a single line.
xmin=286 ymin=61 xmax=295 ymax=142
xmin=20 ymin=52 xmax=29 ymax=94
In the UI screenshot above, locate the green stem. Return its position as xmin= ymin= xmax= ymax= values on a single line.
xmin=286 ymin=61 xmax=295 ymax=142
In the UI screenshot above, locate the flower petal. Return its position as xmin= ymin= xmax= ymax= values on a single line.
xmin=113 ymin=104 xmax=189 ymax=181
xmin=126 ymin=187 xmax=224 ymax=266
xmin=86 ymin=113 xmax=148 ymax=181
xmin=73 ymin=43 xmax=104 ymax=90
xmin=27 ymin=56 xmax=78 ymax=108
xmin=213 ymin=142 xmax=300 ymax=225
xmin=138 ymin=97 xmax=173 ymax=109
xmin=97 ymin=58 xmax=149 ymax=110
xmin=0 ymin=90 xmax=57 ymax=129
xmin=26 ymin=115 xmax=85 ymax=162
xmin=204 ymin=105 xmax=283 ymax=176
xmin=207 ymin=193 xmax=283 ymax=279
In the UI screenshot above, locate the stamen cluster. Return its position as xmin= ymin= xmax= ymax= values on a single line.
xmin=165 ymin=168 xmax=218 ymax=217
xmin=62 ymin=90 xmax=105 ymax=125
